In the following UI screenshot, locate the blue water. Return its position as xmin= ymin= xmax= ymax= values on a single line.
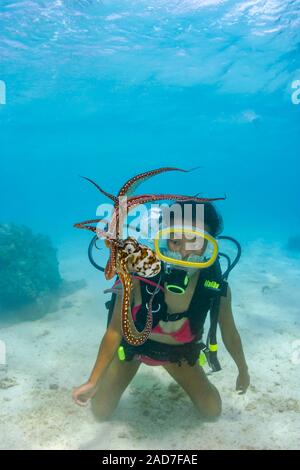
xmin=1 ymin=1 xmax=300 ymax=451
xmin=1 ymin=0 xmax=300 ymax=248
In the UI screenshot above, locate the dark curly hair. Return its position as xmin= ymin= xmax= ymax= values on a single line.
xmin=169 ymin=200 xmax=223 ymax=238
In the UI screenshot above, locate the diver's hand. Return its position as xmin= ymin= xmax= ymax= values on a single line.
xmin=236 ymin=370 xmax=250 ymax=394
xmin=72 ymin=381 xmax=99 ymax=406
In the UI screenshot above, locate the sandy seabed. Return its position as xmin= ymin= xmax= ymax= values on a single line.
xmin=0 ymin=240 xmax=300 ymax=450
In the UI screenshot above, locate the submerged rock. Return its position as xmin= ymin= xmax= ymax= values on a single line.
xmin=0 ymin=223 xmax=85 ymax=320
xmin=0 ymin=377 xmax=18 ymax=389
xmin=49 ymin=383 xmax=59 ymax=390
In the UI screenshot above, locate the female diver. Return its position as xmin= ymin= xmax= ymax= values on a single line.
xmin=72 ymin=201 xmax=250 ymax=420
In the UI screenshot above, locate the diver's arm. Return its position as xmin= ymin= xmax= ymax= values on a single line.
xmin=72 ymin=281 xmax=139 ymax=405
xmin=88 ymin=293 xmax=123 ymax=386
xmin=218 ymin=285 xmax=249 ymax=379
xmin=88 ymin=278 xmax=140 ymax=386
xmin=72 ymin=294 xmax=124 ymax=406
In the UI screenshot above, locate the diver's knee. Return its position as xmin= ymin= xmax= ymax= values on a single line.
xmin=91 ymin=404 xmax=114 ymax=422
xmin=195 ymin=389 xmax=222 ymax=420
xmin=91 ymin=397 xmax=116 ymax=422
xmin=202 ymin=398 xmax=222 ymax=420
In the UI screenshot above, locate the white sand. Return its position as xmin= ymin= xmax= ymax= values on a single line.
xmin=0 ymin=240 xmax=300 ymax=450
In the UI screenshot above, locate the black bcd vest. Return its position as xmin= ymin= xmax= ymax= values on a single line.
xmin=106 ymin=256 xmax=227 ymax=342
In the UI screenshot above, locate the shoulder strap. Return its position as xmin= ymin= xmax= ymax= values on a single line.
xmin=188 ymin=257 xmax=226 ymax=338
xmin=106 ymin=292 xmax=117 ymax=328
xmin=201 ymin=256 xmax=227 ymax=297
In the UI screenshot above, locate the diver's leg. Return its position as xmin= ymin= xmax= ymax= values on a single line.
xmin=163 ymin=361 xmax=222 ymax=420
xmin=91 ymin=354 xmax=141 ymax=421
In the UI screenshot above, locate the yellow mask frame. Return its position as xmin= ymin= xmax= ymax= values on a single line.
xmin=154 ymin=227 xmax=219 ymax=269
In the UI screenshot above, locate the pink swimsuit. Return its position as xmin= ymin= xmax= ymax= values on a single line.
xmin=131 ymin=304 xmax=196 ymax=366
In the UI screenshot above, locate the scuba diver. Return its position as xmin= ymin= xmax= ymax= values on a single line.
xmin=72 ymin=201 xmax=250 ymax=420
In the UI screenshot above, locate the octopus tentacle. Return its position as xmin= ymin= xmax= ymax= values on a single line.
xmin=124 ymin=194 xmax=225 ymax=214
xmin=75 ymin=167 xmax=226 ymax=346
xmin=104 ymin=241 xmax=118 ymax=280
xmin=118 ymin=264 xmax=153 ymax=346
xmin=118 ymin=167 xmax=190 ymax=197
xmin=74 ymin=218 xmax=110 ymax=230
xmin=109 ymin=192 xmax=225 ymax=237
xmin=73 ymin=219 xmax=111 ymax=239
xmin=104 ymin=193 xmax=225 ymax=281
xmin=81 ymin=176 xmax=118 ymax=203
xmin=129 ymin=193 xmax=225 ymax=203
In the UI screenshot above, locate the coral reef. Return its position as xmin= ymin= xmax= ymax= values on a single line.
xmin=0 ymin=224 xmax=63 ymax=318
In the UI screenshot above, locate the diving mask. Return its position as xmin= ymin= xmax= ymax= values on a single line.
xmin=154 ymin=227 xmax=218 ymax=270
xmin=154 ymin=227 xmax=219 ymax=294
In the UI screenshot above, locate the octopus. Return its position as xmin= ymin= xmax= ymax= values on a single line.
xmin=74 ymin=167 xmax=225 ymax=346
